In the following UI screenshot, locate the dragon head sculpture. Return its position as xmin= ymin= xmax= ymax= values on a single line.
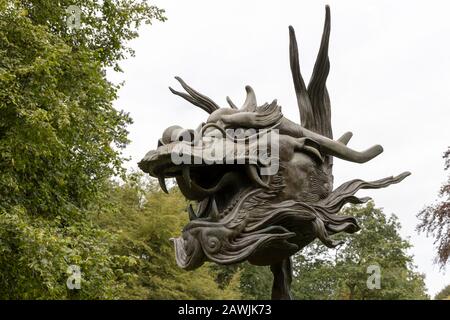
xmin=138 ymin=6 xmax=410 ymax=299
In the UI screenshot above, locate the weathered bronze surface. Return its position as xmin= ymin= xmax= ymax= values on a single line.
xmin=139 ymin=6 xmax=410 ymax=299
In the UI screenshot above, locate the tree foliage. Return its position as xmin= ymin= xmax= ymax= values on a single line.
xmin=291 ymin=202 xmax=429 ymax=300
xmin=94 ymin=173 xmax=241 ymax=299
xmin=434 ymin=284 xmax=450 ymax=300
xmin=0 ymin=0 xmax=165 ymax=298
xmin=216 ymin=202 xmax=429 ymax=300
xmin=18 ymin=0 xmax=166 ymax=71
xmin=417 ymin=147 xmax=450 ymax=267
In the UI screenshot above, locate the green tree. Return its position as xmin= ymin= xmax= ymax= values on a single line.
xmin=0 ymin=1 xmax=165 ymax=298
xmin=95 ymin=173 xmax=241 ymax=299
xmin=238 ymin=263 xmax=272 ymax=300
xmin=292 ymin=202 xmax=429 ymax=300
xmin=218 ymin=202 xmax=429 ymax=300
xmin=291 ymin=242 xmax=340 ymax=300
xmin=434 ymin=284 xmax=450 ymax=300
xmin=417 ymin=147 xmax=450 ymax=267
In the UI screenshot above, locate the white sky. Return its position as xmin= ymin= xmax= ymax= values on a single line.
xmin=108 ymin=0 xmax=450 ymax=297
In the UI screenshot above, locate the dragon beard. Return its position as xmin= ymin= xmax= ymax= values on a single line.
xmin=171 ymin=167 xmax=409 ymax=270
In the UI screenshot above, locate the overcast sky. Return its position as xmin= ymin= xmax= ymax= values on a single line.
xmin=108 ymin=0 xmax=449 ymax=296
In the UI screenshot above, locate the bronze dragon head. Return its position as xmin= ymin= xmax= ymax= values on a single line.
xmin=138 ymin=6 xmax=410 ymax=299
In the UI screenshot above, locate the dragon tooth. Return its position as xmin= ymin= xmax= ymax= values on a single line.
xmin=197 ymin=197 xmax=210 ymax=218
xmin=182 ymin=166 xmax=192 ymax=188
xmin=158 ymin=176 xmax=169 ymax=194
xmin=210 ymin=197 xmax=220 ymax=221
xmin=245 ymin=165 xmax=270 ymax=189
xmin=188 ymin=204 xmax=198 ymax=221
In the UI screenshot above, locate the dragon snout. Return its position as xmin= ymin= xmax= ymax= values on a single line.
xmin=171 ymin=231 xmax=206 ymax=270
